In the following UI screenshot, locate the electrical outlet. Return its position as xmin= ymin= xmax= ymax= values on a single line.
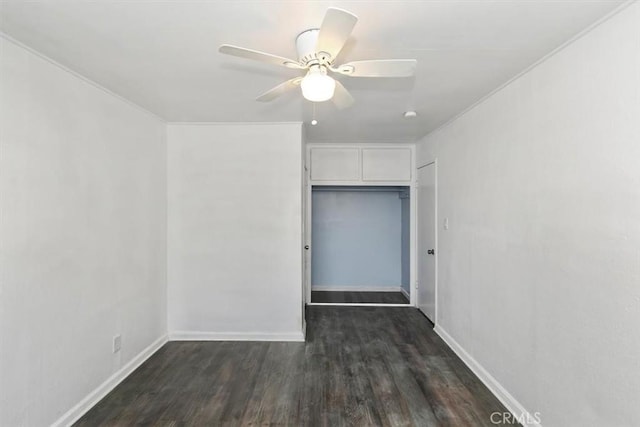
xmin=113 ymin=334 xmax=122 ymax=353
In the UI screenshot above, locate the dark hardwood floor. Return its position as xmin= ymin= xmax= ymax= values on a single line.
xmin=312 ymin=290 xmax=410 ymax=304
xmin=75 ymin=307 xmax=513 ymax=426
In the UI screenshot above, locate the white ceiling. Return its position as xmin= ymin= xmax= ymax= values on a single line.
xmin=0 ymin=0 xmax=624 ymax=142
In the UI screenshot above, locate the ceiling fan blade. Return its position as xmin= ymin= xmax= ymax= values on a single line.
xmin=332 ymin=81 xmax=354 ymax=110
xmin=335 ymin=59 xmax=417 ymax=77
xmin=219 ymin=44 xmax=304 ymax=69
xmin=256 ymin=78 xmax=302 ymax=102
xmin=316 ymin=8 xmax=358 ymax=60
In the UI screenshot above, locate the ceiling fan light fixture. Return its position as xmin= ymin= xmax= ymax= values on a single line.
xmin=219 ymin=7 xmax=416 ymax=109
xmin=301 ymin=66 xmax=335 ymax=102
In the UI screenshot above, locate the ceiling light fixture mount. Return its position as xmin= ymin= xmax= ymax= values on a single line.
xmin=296 ymin=29 xmax=336 ymax=103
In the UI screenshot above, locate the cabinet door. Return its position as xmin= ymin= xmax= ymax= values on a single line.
xmin=310 ymin=148 xmax=360 ymax=181
xmin=362 ymin=148 xmax=412 ymax=181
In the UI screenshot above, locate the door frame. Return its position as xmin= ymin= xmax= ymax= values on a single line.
xmin=303 ymin=143 xmax=417 ymax=308
xmin=416 ymin=159 xmax=438 ymax=324
xmin=304 ymin=166 xmax=312 ymax=305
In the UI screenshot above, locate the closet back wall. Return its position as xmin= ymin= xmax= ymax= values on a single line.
xmin=311 ymin=188 xmax=404 ymax=290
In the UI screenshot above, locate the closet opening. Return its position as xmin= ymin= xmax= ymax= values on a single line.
xmin=310 ymin=185 xmax=411 ymax=305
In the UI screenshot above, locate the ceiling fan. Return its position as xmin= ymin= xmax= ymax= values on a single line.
xmin=219 ymin=7 xmax=417 ymax=109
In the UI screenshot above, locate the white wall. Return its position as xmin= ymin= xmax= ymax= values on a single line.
xmin=400 ymin=191 xmax=411 ymax=294
xmin=311 ymin=188 xmax=404 ymax=289
xmin=0 ymin=37 xmax=167 ymax=426
xmin=417 ymin=3 xmax=640 ymax=426
xmin=167 ymin=123 xmax=304 ymax=340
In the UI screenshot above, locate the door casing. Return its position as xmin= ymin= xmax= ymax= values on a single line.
xmin=303 ymin=143 xmax=417 ymax=307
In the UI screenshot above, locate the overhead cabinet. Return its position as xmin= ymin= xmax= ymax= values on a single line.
xmin=309 ymin=148 xmax=360 ymax=181
xmin=309 ymin=146 xmax=413 ymax=183
xmin=362 ymin=148 xmax=412 ymax=182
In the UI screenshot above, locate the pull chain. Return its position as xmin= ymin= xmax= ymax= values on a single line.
xmin=311 ymin=102 xmax=318 ymax=126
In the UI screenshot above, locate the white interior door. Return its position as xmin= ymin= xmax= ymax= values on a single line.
xmin=417 ymin=163 xmax=436 ymax=321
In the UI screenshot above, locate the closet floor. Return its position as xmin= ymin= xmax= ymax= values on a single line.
xmin=311 ymin=290 xmax=409 ymax=304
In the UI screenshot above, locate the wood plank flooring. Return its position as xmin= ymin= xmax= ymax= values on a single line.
xmin=75 ymin=307 xmax=514 ymax=426
xmin=312 ymin=290 xmax=410 ymax=304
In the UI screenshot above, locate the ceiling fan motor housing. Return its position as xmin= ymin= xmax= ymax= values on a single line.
xmin=296 ymin=29 xmax=331 ymax=65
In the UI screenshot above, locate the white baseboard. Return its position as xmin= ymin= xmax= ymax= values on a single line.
xmin=312 ymin=286 xmax=404 ymax=292
xmin=169 ymin=331 xmax=305 ymax=342
xmin=400 ymin=287 xmax=410 ymax=300
xmin=308 ymin=303 xmax=410 ymax=307
xmin=52 ymin=334 xmax=168 ymax=427
xmin=434 ymin=326 xmax=542 ymax=427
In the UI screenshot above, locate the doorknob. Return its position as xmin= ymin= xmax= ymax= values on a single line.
xmin=304 ymin=245 xmax=310 ymax=250
xmin=427 ymin=249 xmax=435 ymax=255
